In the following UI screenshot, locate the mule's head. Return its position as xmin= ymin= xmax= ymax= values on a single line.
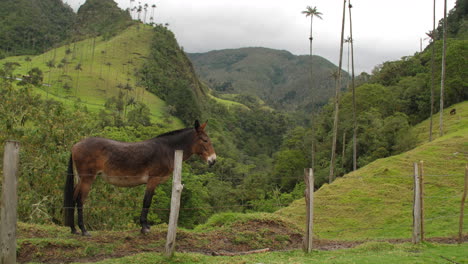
xmin=192 ymin=120 xmax=217 ymax=167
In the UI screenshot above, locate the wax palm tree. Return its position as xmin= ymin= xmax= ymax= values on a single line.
xmin=129 ymin=0 xmax=134 ymax=19
xmin=302 ymin=5 xmax=323 ymax=170
xmin=74 ymin=63 xmax=82 ymax=97
xmin=426 ymin=0 xmax=436 ymax=141
xmin=427 ymin=28 xmax=436 ymax=141
xmin=329 ymin=0 xmax=347 ymax=183
xmin=348 ymin=1 xmax=357 ymax=171
xmin=439 ymin=0 xmax=447 ymax=136
xmin=144 ymin=3 xmax=149 ymax=24
xmin=151 ymin=4 xmax=156 ymax=20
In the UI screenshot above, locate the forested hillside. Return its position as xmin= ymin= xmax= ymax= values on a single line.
xmin=75 ymin=0 xmax=134 ymax=38
xmin=189 ymin=47 xmax=348 ymax=111
xmin=0 ymin=0 xmax=76 ymax=57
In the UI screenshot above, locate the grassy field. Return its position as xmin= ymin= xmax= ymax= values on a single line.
xmin=277 ymin=101 xmax=468 ymax=240
xmin=83 ymin=242 xmax=468 ymax=264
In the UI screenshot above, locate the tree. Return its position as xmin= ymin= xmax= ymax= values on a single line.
xmin=329 ymin=0 xmax=347 ymax=183
xmin=428 ymin=1 xmax=437 ymax=141
xmin=129 ymin=0 xmax=135 ymax=19
xmin=151 ymin=4 xmax=157 ymax=25
xmin=439 ymin=0 xmax=447 ymax=136
xmin=302 ymin=5 xmax=323 ymax=170
xmin=74 ymin=63 xmax=83 ymax=97
xmin=348 ymin=1 xmax=357 ymax=171
xmin=143 ymin=3 xmax=149 ymax=24
xmin=46 ymin=60 xmax=55 ymax=98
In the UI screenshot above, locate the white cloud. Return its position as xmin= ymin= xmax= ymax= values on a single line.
xmin=63 ymin=0 xmax=457 ymax=73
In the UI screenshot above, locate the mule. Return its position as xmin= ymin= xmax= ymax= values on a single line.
xmin=64 ymin=120 xmax=216 ymax=235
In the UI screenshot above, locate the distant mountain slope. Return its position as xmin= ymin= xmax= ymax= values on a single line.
xmin=276 ymin=101 xmax=468 ymax=240
xmin=188 ymin=47 xmax=347 ymax=111
xmin=0 ymin=25 xmax=183 ymax=127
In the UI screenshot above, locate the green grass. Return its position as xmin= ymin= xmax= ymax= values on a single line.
xmin=77 ymin=242 xmax=468 ymax=264
xmin=276 ymin=101 xmax=468 ymax=240
xmin=413 ymin=101 xmax=468 ymax=144
xmin=206 ymin=91 xmax=250 ymax=110
xmin=1 ymin=25 xmax=183 ymax=128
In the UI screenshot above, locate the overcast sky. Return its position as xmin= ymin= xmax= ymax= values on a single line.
xmin=64 ymin=0 xmax=456 ymax=74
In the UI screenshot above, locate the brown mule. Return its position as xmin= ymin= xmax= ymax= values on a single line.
xmin=64 ymin=120 xmax=216 ymax=235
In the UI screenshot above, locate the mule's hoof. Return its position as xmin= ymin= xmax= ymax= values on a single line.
xmin=82 ymin=231 xmax=91 ymax=237
xmin=141 ymin=227 xmax=150 ymax=234
xmin=72 ymin=230 xmax=80 ymax=235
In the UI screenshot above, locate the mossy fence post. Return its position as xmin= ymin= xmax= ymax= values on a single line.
xmin=419 ymin=161 xmax=425 ymax=241
xmin=412 ymin=162 xmax=422 ymax=244
xmin=459 ymin=165 xmax=468 ymax=244
xmin=164 ymin=150 xmax=184 ymax=258
xmin=303 ymin=168 xmax=314 ymax=253
xmin=0 ymin=141 xmax=20 ymax=264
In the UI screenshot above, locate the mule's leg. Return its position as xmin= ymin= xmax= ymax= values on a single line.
xmin=74 ymin=179 xmax=93 ymax=236
xmin=140 ymin=178 xmax=161 ymax=234
xmin=140 ymin=189 xmax=155 ymax=234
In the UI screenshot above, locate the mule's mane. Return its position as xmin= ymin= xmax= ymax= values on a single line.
xmin=156 ymin=128 xmax=193 ymax=138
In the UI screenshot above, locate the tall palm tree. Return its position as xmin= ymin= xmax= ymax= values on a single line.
xmin=329 ymin=0 xmax=347 ymax=183
xmin=348 ymin=1 xmax=357 ymax=171
xmin=439 ymin=0 xmax=447 ymax=137
xmin=428 ymin=30 xmax=436 ymax=141
xmin=151 ymin=4 xmax=157 ymax=25
xmin=151 ymin=4 xmax=156 ymax=19
xmin=129 ymin=0 xmax=134 ymax=19
xmin=302 ymin=6 xmax=323 ymax=170
xmin=74 ymin=63 xmax=82 ymax=98
xmin=144 ymin=3 xmax=149 ymax=24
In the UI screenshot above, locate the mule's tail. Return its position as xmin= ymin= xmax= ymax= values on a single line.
xmin=64 ymin=155 xmax=75 ymax=227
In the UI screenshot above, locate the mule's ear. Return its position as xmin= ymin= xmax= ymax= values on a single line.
xmin=194 ymin=120 xmax=201 ymax=131
xmin=200 ymin=120 xmax=208 ymax=130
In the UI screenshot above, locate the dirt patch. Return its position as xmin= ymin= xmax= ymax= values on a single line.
xmin=16 ymin=224 xmax=468 ymax=263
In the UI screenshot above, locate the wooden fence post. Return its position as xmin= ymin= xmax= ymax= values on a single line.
xmin=303 ymin=168 xmax=314 ymax=253
xmin=459 ymin=165 xmax=468 ymax=244
xmin=412 ymin=162 xmax=421 ymax=244
xmin=1 ymin=141 xmax=20 ymax=264
xmin=419 ymin=161 xmax=425 ymax=241
xmin=164 ymin=150 xmax=184 ymax=258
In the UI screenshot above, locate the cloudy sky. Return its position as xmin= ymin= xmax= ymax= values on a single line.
xmin=64 ymin=0 xmax=456 ymax=74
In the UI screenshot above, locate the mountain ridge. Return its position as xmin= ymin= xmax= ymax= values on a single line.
xmin=188 ymin=47 xmax=348 ymax=111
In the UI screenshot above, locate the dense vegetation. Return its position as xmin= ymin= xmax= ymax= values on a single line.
xmin=0 ymin=0 xmax=75 ymax=57
xmin=139 ymin=26 xmax=204 ymax=125
xmin=274 ymin=37 xmax=467 ymax=187
xmin=75 ymin=0 xmax=134 ymax=38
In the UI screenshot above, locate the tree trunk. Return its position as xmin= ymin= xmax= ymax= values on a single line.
xmin=329 ymin=0 xmax=347 ymax=183
xmin=349 ymin=1 xmax=357 ymax=171
xmin=439 ymin=0 xmax=447 ymax=137
xmin=429 ymin=0 xmax=436 ymax=142
xmin=309 ymin=16 xmax=316 ymax=170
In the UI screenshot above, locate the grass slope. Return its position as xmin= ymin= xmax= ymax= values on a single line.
xmin=1 ymin=25 xmax=182 ymax=127
xmin=277 ymin=101 xmax=468 ymax=240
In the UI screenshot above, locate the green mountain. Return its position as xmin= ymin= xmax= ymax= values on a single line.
xmin=0 ymin=0 xmax=76 ymax=57
xmin=188 ymin=47 xmax=347 ymax=111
